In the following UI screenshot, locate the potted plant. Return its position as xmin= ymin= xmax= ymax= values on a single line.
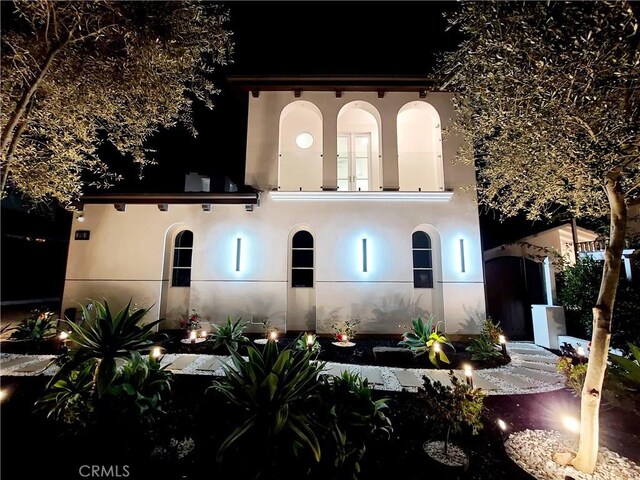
xmin=331 ymin=319 xmax=360 ymax=346
xmin=420 ymin=371 xmax=485 ymax=474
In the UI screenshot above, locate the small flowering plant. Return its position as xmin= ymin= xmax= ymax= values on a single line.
xmin=180 ymin=309 xmax=202 ymax=332
xmin=331 ymin=319 xmax=360 ymax=343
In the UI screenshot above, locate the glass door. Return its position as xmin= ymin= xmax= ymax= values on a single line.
xmin=337 ymin=133 xmax=371 ymax=191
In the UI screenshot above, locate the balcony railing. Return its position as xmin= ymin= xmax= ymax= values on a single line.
xmin=577 ymin=239 xmax=634 ymax=253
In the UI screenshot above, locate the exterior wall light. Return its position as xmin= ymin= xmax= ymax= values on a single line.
xmin=295 ymin=132 xmax=314 ymax=149
xmin=459 ymin=238 xmax=465 ymax=273
xmin=362 ymin=238 xmax=368 ymax=273
xmin=76 ymin=214 xmax=85 ymax=222
xmin=235 ymin=238 xmax=242 ymax=272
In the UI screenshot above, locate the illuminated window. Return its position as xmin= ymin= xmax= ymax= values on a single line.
xmin=172 ymin=230 xmax=193 ymax=287
xmin=291 ymin=231 xmax=314 ymax=287
xmin=412 ymin=231 xmax=433 ymax=288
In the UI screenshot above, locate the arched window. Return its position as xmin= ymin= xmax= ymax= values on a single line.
xmin=291 ymin=231 xmax=314 ymax=288
xmin=172 ymin=230 xmax=193 ymax=287
xmin=412 ymin=231 xmax=433 ymax=288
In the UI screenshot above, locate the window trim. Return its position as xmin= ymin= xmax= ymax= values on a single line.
xmin=412 ymin=231 xmax=433 ymax=289
xmin=171 ymin=230 xmax=193 ymax=288
xmin=291 ymin=230 xmax=314 ymax=288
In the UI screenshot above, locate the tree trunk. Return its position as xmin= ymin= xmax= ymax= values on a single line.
xmin=0 ymin=41 xmax=65 ymax=179
xmin=572 ymin=171 xmax=627 ymax=474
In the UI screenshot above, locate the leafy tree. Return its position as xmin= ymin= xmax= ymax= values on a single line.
xmin=1 ymin=0 xmax=232 ymax=205
xmin=440 ymin=1 xmax=639 ymax=473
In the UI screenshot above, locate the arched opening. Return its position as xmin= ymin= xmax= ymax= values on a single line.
xmin=337 ymin=101 xmax=382 ymax=191
xmin=286 ymin=225 xmax=316 ymax=331
xmin=411 ymin=225 xmax=444 ymax=323
xmin=278 ymin=100 xmax=323 ymax=191
xmin=160 ymin=225 xmax=193 ymax=328
xmin=397 ymin=101 xmax=444 ymax=191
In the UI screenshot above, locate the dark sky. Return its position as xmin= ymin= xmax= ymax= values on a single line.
xmin=106 ymin=1 xmax=459 ymax=193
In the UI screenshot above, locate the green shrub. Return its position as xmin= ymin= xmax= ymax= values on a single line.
xmin=210 ymin=316 xmax=249 ymax=353
xmin=209 ymin=340 xmax=325 ymax=470
xmin=294 ymin=332 xmax=321 ymax=355
xmin=398 ymin=315 xmax=453 ymax=367
xmin=10 ymin=309 xmax=57 ymax=341
xmin=421 ymin=371 xmax=485 ymax=456
xmin=557 ymin=256 xmax=640 ymax=352
xmin=38 ymin=352 xmax=172 ymax=433
xmin=465 ymin=336 xmax=503 ymax=363
xmin=317 ymin=371 xmax=392 ymax=478
xmin=480 ymin=317 xmax=503 ymax=345
xmin=609 ymin=343 xmax=640 ymax=391
xmin=51 ymin=299 xmax=161 ymax=397
xmin=556 ymin=356 xmax=588 ymax=397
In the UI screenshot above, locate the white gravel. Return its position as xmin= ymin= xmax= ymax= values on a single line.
xmin=423 ymin=440 xmax=468 ymax=467
xmin=505 ymin=429 xmax=640 ymax=480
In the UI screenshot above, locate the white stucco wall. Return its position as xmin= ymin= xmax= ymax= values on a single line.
xmin=245 ymin=91 xmax=465 ymax=192
xmin=63 ymin=87 xmax=485 ymax=335
xmin=63 ymin=191 xmax=485 ymax=334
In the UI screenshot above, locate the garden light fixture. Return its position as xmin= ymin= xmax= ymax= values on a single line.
xmin=151 ymin=347 xmax=162 ymax=359
xmin=190 ymin=330 xmax=197 ymax=344
xmin=464 ymin=365 xmax=474 ymax=389
xmin=200 ymin=330 xmax=207 ymax=338
xmin=499 ymin=334 xmax=508 ymax=356
xmin=562 ymin=415 xmax=580 ymax=434
xmin=433 ymin=342 xmax=441 ymax=353
xmin=0 ymin=389 xmax=6 ymax=403
xmin=306 ymin=333 xmax=314 ymax=351
xmin=270 ymin=330 xmax=278 ymax=342
xmin=59 ymin=331 xmax=69 ymax=340
xmin=497 ymin=418 xmax=507 ymax=431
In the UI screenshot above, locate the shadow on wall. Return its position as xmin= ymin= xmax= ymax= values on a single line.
xmin=453 ymin=306 xmax=485 ymax=336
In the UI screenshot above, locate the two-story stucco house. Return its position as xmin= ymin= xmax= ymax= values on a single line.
xmin=62 ymin=76 xmax=486 ymax=335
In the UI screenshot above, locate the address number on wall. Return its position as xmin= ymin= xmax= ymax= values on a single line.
xmin=75 ymin=230 xmax=90 ymax=240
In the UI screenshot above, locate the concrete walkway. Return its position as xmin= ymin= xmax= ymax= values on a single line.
xmin=0 ymin=342 xmax=563 ymax=396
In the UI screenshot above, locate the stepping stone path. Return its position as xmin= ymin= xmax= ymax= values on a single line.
xmin=517 ymin=361 xmax=558 ymax=373
xmin=516 ymin=354 xmax=558 ymax=364
xmin=197 ymin=357 xmax=223 ymax=372
xmin=393 ymin=369 xmax=423 ymax=388
xmin=517 ymin=368 xmax=561 ymax=384
xmin=360 ymin=366 xmax=384 ymax=385
xmin=15 ymin=357 xmax=54 ymax=373
xmin=166 ymin=355 xmax=198 ymax=371
xmin=489 ymin=370 xmax=536 ymax=389
xmin=0 ymin=342 xmax=565 ymax=395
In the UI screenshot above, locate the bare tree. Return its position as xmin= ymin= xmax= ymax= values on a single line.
xmin=1 ymin=0 xmax=233 ymax=205
xmin=440 ymin=1 xmax=639 ymax=473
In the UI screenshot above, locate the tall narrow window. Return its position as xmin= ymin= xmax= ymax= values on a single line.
xmin=412 ymin=231 xmax=433 ymax=288
xmin=291 ymin=231 xmax=314 ymax=288
xmin=172 ymin=230 xmax=193 ymax=287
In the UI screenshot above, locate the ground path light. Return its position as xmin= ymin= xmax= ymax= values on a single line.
xmin=270 ymin=330 xmax=278 ymax=342
xmin=306 ymin=333 xmax=314 ymax=352
xmin=497 ymin=418 xmax=508 ymax=443
xmin=464 ymin=364 xmax=474 ymax=389
xmin=576 ymin=345 xmax=586 ymax=363
xmin=499 ymin=335 xmax=508 ymax=357
xmin=190 ymin=330 xmax=197 ymax=345
xmin=561 ymin=415 xmax=580 ymax=434
xmin=151 ymin=347 xmax=162 ymax=359
xmin=200 ymin=330 xmax=207 ymax=338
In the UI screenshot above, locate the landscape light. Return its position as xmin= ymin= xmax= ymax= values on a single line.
xmin=433 ymin=342 xmax=441 ymax=353
xmin=190 ymin=330 xmax=197 ymax=344
xmin=499 ymin=335 xmax=508 ymax=356
xmin=562 ymin=415 xmax=580 ymax=434
xmin=270 ymin=331 xmax=278 ymax=341
xmin=152 ymin=347 xmax=162 ymax=359
xmin=497 ymin=419 xmax=507 ymax=431
xmin=200 ymin=330 xmax=207 ymax=338
xmin=577 ymin=345 xmax=585 ymax=357
xmin=0 ymin=389 xmax=6 ymax=403
xmin=464 ymin=365 xmax=474 ymax=389
xmin=306 ymin=334 xmax=314 ymax=351
xmin=59 ymin=331 xmax=69 ymax=340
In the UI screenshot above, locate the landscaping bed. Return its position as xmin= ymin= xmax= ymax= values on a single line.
xmin=157 ymin=331 xmax=511 ymax=370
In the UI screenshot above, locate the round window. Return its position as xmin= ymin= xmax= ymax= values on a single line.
xmin=295 ymin=132 xmax=314 ymax=149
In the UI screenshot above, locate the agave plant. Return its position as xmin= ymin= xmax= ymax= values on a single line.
xmin=209 ymin=339 xmax=325 ymax=466
xmin=318 ymin=371 xmax=392 ymax=476
xmin=51 ymin=299 xmax=161 ymax=397
xmin=398 ymin=315 xmax=453 ymax=367
xmin=294 ymin=333 xmax=321 ymax=355
xmin=37 ymin=359 xmax=96 ymax=430
xmin=10 ymin=309 xmax=57 ymax=341
xmin=465 ymin=336 xmax=502 ymax=362
xmin=210 ymin=316 xmax=249 ymax=353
